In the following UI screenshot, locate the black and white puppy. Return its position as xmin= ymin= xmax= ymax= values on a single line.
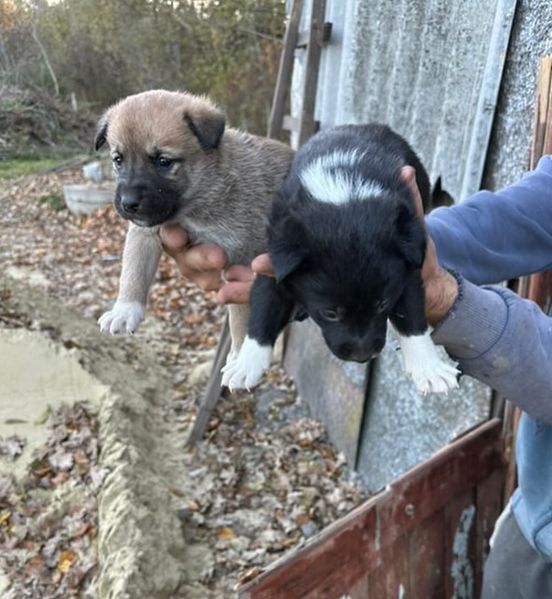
xmin=221 ymin=124 xmax=459 ymax=394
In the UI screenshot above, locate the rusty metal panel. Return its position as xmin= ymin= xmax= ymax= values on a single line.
xmin=474 ymin=469 xmax=504 ymax=598
xmin=367 ymin=536 xmax=409 ymax=598
xmin=408 ymin=511 xmax=446 ymax=599
xmin=239 ymin=420 xmax=504 ymax=599
xmin=443 ymin=490 xmax=477 ymax=599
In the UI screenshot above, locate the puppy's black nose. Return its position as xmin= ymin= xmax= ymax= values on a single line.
xmin=121 ymin=194 xmax=140 ymax=213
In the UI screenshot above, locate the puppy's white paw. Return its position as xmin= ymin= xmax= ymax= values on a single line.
xmin=399 ymin=330 xmax=459 ymax=395
xmin=221 ymin=336 xmax=272 ymax=391
xmin=410 ymin=358 xmax=460 ymax=395
xmin=98 ymin=301 xmax=145 ymax=335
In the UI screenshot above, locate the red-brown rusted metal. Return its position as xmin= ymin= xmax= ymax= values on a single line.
xmin=239 ymin=420 xmax=504 ymax=599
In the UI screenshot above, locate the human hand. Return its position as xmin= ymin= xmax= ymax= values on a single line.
xmin=160 ymin=224 xmax=227 ymax=292
xmin=160 ymin=224 xmax=273 ymax=304
xmin=213 ymin=254 xmax=274 ymax=303
xmin=400 ymin=166 xmax=458 ymax=325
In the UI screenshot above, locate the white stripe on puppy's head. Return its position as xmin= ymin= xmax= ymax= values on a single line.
xmin=300 ymin=149 xmax=384 ymax=205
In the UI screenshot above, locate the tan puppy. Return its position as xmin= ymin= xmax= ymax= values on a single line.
xmin=96 ymin=90 xmax=292 ymax=373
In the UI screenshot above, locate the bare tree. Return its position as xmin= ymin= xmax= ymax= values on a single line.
xmin=30 ymin=9 xmax=59 ymax=96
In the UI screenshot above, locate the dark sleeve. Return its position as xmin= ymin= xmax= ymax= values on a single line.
xmin=432 ymin=274 xmax=552 ymax=424
xmin=427 ymin=156 xmax=552 ymax=285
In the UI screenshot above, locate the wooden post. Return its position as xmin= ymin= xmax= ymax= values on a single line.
xmin=502 ymin=54 xmax=552 ymax=503
xmin=298 ymin=0 xmax=327 ymax=147
xmin=268 ymin=0 xmax=304 ymax=139
xmin=186 ymin=319 xmax=230 ymax=446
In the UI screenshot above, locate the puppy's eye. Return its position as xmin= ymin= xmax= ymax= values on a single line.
xmin=377 ymin=299 xmax=391 ymax=314
xmin=319 ymin=308 xmax=340 ymax=322
xmin=112 ymin=154 xmax=123 ymax=167
xmin=155 ymin=156 xmax=173 ymax=169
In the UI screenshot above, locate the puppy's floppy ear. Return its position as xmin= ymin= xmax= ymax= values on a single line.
xmin=395 ymin=203 xmax=426 ymax=269
xmin=184 ymin=99 xmax=226 ymax=151
xmin=268 ymin=214 xmax=308 ymax=283
xmin=94 ymin=111 xmax=109 ymax=151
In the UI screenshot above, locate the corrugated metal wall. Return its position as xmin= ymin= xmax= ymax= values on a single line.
xmin=287 ymin=0 xmax=552 ymax=491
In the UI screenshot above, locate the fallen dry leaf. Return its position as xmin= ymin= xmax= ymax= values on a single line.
xmin=216 ymin=527 xmax=237 ymax=541
xmin=237 ymin=566 xmax=262 ymax=585
xmin=58 ymin=550 xmax=77 ymax=573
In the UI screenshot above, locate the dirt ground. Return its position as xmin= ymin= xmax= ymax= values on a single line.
xmin=0 ymin=164 xmax=368 ymax=597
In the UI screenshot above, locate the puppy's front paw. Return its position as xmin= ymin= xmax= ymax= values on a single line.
xmin=399 ymin=331 xmax=459 ymax=395
xmin=409 ymin=358 xmax=460 ymax=395
xmin=221 ymin=336 xmax=272 ymax=391
xmin=98 ymin=301 xmax=145 ymax=335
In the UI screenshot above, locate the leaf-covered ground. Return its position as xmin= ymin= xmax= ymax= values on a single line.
xmin=0 ymin=164 xmax=368 ymax=596
xmin=1 ymin=403 xmax=102 ymax=598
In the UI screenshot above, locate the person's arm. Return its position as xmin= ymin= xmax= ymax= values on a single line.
xmin=427 ymin=156 xmax=552 ymax=285
xmin=401 ymin=166 xmax=552 ymax=424
xmin=429 ymin=273 xmax=552 ymax=424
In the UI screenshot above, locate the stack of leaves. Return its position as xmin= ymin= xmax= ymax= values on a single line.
xmin=0 ymin=86 xmax=94 ymax=159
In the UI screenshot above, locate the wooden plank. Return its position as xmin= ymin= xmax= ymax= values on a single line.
xmin=239 ymin=420 xmax=502 ymax=598
xmin=502 ymin=403 xmax=520 ymax=505
xmin=408 ymin=511 xmax=446 ymax=599
xmin=186 ymin=318 xmax=230 ymax=445
xmin=525 ymin=55 xmax=552 ymax=308
xmin=505 ymin=54 xmax=552 ymax=487
xmin=296 ymin=22 xmax=332 ymax=48
xmin=367 ymin=535 xmax=409 ymax=599
xmin=282 ymin=115 xmax=320 ymax=134
xmin=267 ymin=0 xmax=304 ymax=139
xmin=298 ymin=0 xmax=327 ymax=147
xmin=531 ymin=55 xmax=552 ymax=166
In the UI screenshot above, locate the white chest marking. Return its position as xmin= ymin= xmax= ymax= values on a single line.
xmin=300 ymin=150 xmax=384 ymax=205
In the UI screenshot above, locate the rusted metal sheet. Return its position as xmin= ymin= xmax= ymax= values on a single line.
xmin=408 ymin=511 xmax=446 ymax=598
xmin=239 ymin=420 xmax=504 ymax=599
xmin=348 ymin=575 xmax=370 ymax=598
xmin=443 ymin=490 xmax=477 ymax=599
xmin=474 ymin=469 xmax=504 ymax=598
xmin=368 ymin=536 xmax=409 ymax=599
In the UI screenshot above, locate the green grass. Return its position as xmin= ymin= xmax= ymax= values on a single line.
xmin=0 ymin=157 xmax=65 ymax=180
xmin=39 ymin=192 xmax=66 ymax=211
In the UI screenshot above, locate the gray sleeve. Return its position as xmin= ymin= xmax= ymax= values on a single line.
xmin=432 ymin=273 xmax=552 ymax=424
